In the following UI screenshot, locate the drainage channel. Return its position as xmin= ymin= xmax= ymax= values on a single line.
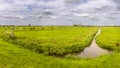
xmin=77 ymin=28 xmax=111 ymax=58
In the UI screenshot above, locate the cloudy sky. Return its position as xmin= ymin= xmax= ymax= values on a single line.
xmin=0 ymin=0 xmax=120 ymax=26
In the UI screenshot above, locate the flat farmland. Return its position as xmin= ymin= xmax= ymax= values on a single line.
xmin=96 ymin=27 xmax=120 ymax=51
xmin=0 ymin=26 xmax=120 ymax=68
xmin=1 ymin=26 xmax=98 ymax=56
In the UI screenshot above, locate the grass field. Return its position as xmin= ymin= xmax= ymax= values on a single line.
xmin=1 ymin=26 xmax=98 ymax=56
xmin=96 ymin=27 xmax=120 ymax=51
xmin=0 ymin=38 xmax=120 ymax=68
xmin=0 ymin=26 xmax=120 ymax=68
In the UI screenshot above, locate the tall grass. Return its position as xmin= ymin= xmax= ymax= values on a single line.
xmin=0 ymin=26 xmax=120 ymax=68
xmin=96 ymin=27 xmax=120 ymax=51
xmin=0 ymin=39 xmax=120 ymax=68
xmin=1 ymin=26 xmax=98 ymax=56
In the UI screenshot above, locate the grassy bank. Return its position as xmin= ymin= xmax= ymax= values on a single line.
xmin=1 ymin=26 xmax=98 ymax=56
xmin=0 ymin=26 xmax=120 ymax=68
xmin=96 ymin=27 xmax=120 ymax=51
xmin=0 ymin=39 xmax=120 ymax=68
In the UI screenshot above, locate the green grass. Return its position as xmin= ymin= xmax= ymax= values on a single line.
xmin=1 ymin=26 xmax=98 ymax=56
xmin=1 ymin=39 xmax=120 ymax=68
xmin=96 ymin=27 xmax=120 ymax=51
xmin=0 ymin=39 xmax=72 ymax=68
xmin=0 ymin=26 xmax=120 ymax=68
xmin=15 ymin=27 xmax=97 ymax=46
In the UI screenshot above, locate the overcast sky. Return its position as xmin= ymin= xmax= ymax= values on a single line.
xmin=0 ymin=0 xmax=120 ymax=26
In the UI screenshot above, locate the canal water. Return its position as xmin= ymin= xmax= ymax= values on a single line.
xmin=78 ymin=29 xmax=111 ymax=58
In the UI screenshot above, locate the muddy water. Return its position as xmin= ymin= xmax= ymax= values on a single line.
xmin=78 ymin=29 xmax=111 ymax=58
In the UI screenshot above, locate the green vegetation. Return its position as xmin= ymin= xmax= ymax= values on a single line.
xmin=1 ymin=26 xmax=98 ymax=56
xmin=96 ymin=27 xmax=120 ymax=51
xmin=0 ymin=39 xmax=120 ymax=68
xmin=0 ymin=26 xmax=120 ymax=68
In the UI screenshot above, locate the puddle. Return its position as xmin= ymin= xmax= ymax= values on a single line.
xmin=78 ymin=29 xmax=111 ymax=58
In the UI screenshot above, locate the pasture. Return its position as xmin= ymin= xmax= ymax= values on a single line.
xmin=0 ymin=26 xmax=120 ymax=68
xmin=1 ymin=26 xmax=98 ymax=56
xmin=96 ymin=27 xmax=120 ymax=51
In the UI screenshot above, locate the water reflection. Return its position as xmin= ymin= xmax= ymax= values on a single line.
xmin=78 ymin=29 xmax=111 ymax=58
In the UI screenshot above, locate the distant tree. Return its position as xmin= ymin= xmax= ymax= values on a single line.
xmin=28 ymin=24 xmax=31 ymax=27
xmin=73 ymin=24 xmax=79 ymax=27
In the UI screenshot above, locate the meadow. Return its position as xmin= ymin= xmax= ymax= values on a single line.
xmin=0 ymin=26 xmax=120 ymax=68
xmin=1 ymin=26 xmax=98 ymax=56
xmin=1 ymin=38 xmax=120 ymax=68
xmin=96 ymin=27 xmax=120 ymax=51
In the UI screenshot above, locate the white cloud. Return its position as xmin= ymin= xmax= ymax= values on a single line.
xmin=74 ymin=13 xmax=89 ymax=17
xmin=74 ymin=0 xmax=117 ymax=11
xmin=13 ymin=0 xmax=37 ymax=5
xmin=50 ymin=16 xmax=59 ymax=19
xmin=0 ymin=0 xmax=119 ymax=25
xmin=36 ymin=0 xmax=65 ymax=9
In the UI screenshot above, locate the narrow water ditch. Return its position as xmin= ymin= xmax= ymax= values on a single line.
xmin=77 ymin=28 xmax=111 ymax=58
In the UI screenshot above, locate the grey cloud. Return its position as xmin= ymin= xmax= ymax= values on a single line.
xmin=0 ymin=0 xmax=120 ymax=25
xmin=113 ymin=0 xmax=120 ymax=10
xmin=43 ymin=9 xmax=53 ymax=15
xmin=64 ymin=0 xmax=88 ymax=6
